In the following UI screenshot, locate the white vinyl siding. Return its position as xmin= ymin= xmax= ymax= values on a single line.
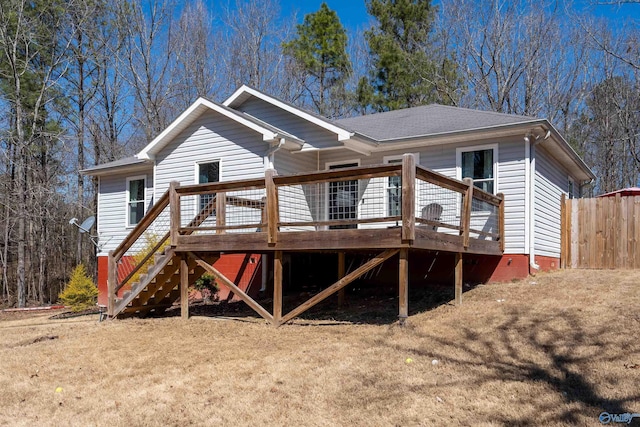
xmin=273 ymin=150 xmax=318 ymax=230
xmin=235 ymin=97 xmax=343 ymax=150
xmin=97 ymin=169 xmax=153 ymax=255
xmin=534 ymin=146 xmax=572 ymax=258
xmin=154 ymin=110 xmax=266 ymax=194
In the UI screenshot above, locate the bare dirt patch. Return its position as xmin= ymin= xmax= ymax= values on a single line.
xmin=0 ymin=269 xmax=638 ymax=426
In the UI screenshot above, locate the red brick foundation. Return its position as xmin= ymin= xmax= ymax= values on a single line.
xmin=97 ymin=253 xmax=262 ymax=306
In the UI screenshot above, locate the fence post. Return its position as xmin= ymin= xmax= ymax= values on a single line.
xmin=401 ymin=154 xmax=415 ymax=242
xmin=169 ymin=181 xmax=180 ymax=247
xmin=107 ymin=251 xmax=116 ymax=318
xmin=461 ymin=178 xmax=473 ymax=249
xmin=265 ymin=169 xmax=279 ymax=245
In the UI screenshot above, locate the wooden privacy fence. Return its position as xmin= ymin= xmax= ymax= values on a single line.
xmin=561 ymin=194 xmax=640 ymax=269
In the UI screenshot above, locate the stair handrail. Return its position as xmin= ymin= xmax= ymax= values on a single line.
xmin=112 ymin=190 xmax=170 ymax=261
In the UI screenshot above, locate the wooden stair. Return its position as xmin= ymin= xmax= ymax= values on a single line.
xmin=114 ymin=248 xmax=219 ymax=318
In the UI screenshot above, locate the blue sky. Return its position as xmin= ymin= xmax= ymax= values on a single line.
xmin=277 ymin=0 xmax=640 ymax=30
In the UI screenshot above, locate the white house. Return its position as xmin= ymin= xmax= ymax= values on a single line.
xmin=82 ymin=85 xmax=594 ymax=315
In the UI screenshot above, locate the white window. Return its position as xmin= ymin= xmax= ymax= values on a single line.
xmin=326 ymin=160 xmax=360 ymax=229
xmin=126 ymin=176 xmax=146 ymax=227
xmin=197 ymin=160 xmax=220 ymax=211
xmin=457 ymin=145 xmax=498 ymax=194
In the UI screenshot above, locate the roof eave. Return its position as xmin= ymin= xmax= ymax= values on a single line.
xmin=80 ymin=160 xmax=153 ymax=177
xmin=137 ymin=97 xmax=279 ymax=160
xmin=224 ymin=85 xmax=353 ymax=141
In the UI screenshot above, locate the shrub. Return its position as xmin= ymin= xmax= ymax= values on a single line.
xmin=59 ymin=264 xmax=98 ymax=312
xmin=192 ymin=273 xmax=219 ymax=303
xmin=126 ymin=233 xmax=170 ymax=288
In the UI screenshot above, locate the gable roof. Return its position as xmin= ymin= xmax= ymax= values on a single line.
xmin=336 ymin=104 xmax=539 ymax=142
xmin=224 ymin=85 xmax=353 ymax=141
xmin=137 ymin=97 xmax=303 ymax=160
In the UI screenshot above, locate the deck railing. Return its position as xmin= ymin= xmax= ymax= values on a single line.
xmin=166 ymin=154 xmax=504 ymax=246
xmin=108 ymin=154 xmax=505 ymax=316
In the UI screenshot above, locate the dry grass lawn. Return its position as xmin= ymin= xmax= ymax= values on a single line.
xmin=0 ymin=269 xmax=639 ymax=426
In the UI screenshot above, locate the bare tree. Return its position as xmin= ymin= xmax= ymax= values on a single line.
xmin=170 ymin=0 xmax=221 ymax=109
xmin=439 ymin=0 xmax=592 ymax=126
xmin=0 ymin=0 xmax=77 ymax=306
xmin=116 ymin=0 xmax=178 ymax=145
xmin=221 ymin=0 xmax=301 ymax=100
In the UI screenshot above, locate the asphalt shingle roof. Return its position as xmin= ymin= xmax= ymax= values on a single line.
xmin=336 ymin=104 xmax=538 ymax=142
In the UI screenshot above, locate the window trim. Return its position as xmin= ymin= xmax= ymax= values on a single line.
xmin=324 ymin=159 xmax=361 ymax=226
xmin=383 ymin=153 xmax=420 ymax=217
xmin=125 ymin=175 xmax=147 ymax=228
xmin=194 ymin=159 xmax=222 ymax=216
xmin=456 ymin=144 xmax=499 ymax=195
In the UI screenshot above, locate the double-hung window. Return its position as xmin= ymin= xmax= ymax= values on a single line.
xmin=126 ymin=176 xmax=146 ymax=227
xmin=458 ymin=145 xmax=497 ymax=194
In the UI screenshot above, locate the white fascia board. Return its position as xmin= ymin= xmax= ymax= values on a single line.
xmin=137 ymin=97 xmax=278 ymax=160
xmin=223 ymin=85 xmax=353 ymax=141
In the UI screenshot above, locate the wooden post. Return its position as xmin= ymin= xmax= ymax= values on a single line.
xmin=169 ymin=181 xmax=181 ymax=247
xmin=273 ymin=250 xmax=283 ymax=326
xmin=497 ymin=192 xmax=505 ymax=253
xmin=337 ymin=252 xmax=346 ymax=307
xmin=560 ymin=193 xmax=566 ymax=268
xmin=279 ymin=249 xmax=399 ymax=325
xmin=180 ymin=255 xmax=189 ymax=319
xmin=399 ymin=248 xmax=409 ymax=324
xmin=461 ymin=178 xmax=473 ymax=249
xmin=401 ymin=154 xmax=416 ymax=242
xmin=216 ymin=192 xmax=226 ymax=234
xmin=455 ymin=252 xmax=462 ymax=305
xmin=265 ymin=169 xmax=279 ymax=245
xmin=107 ymin=251 xmax=117 ymax=318
xmin=190 ymin=253 xmax=274 ymax=324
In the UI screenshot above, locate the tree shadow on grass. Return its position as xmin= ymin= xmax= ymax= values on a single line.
xmin=365 ymin=308 xmax=640 ymax=425
xmin=158 ymin=281 xmax=459 ymax=325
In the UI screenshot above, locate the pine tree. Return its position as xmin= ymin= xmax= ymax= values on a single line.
xmin=358 ymin=0 xmax=459 ymax=111
xmin=59 ymin=264 xmax=98 ymax=312
xmin=283 ymin=2 xmax=351 ymax=117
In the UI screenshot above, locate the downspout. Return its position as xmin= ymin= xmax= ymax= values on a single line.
xmin=263 ymin=137 xmax=285 ymax=171
xmin=527 ymin=132 xmax=547 ymax=272
xmin=261 ymin=137 xmax=285 ymax=292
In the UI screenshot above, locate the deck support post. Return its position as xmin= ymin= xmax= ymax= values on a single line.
xmin=399 ymin=248 xmax=409 ymax=324
xmin=273 ymin=251 xmax=283 ymax=326
xmin=107 ymin=251 xmax=116 ymax=318
xmin=169 ymin=181 xmax=181 ymax=247
xmin=401 ymin=154 xmax=416 ymax=242
xmin=461 ymin=178 xmax=473 ymax=249
xmin=337 ymin=252 xmax=346 ymax=307
xmin=180 ymin=254 xmax=189 ymax=319
xmin=455 ymin=252 xmax=463 ymax=305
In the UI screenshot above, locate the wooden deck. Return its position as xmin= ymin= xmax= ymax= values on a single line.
xmin=107 ymin=154 xmax=505 ymax=325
